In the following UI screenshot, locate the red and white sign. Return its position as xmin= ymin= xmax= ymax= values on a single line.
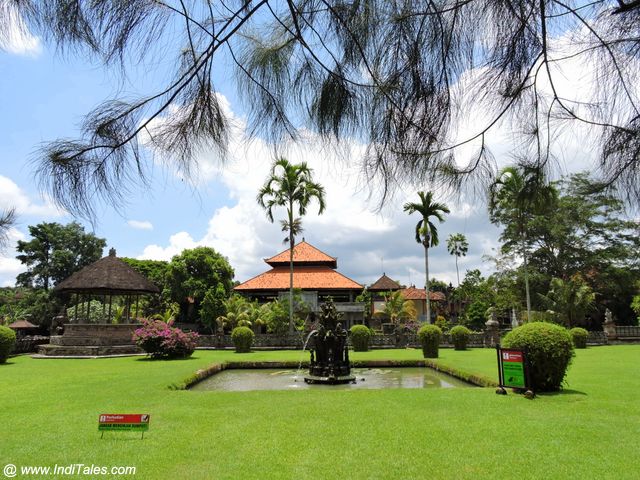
xmin=501 ymin=350 xmax=523 ymax=362
xmin=99 ymin=414 xmax=149 ymax=424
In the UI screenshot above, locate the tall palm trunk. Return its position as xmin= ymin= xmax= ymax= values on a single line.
xmin=522 ymin=235 xmax=531 ymax=322
xmin=288 ymin=203 xmax=294 ymax=334
xmin=424 ymin=242 xmax=431 ymax=323
xmin=455 ymin=256 xmax=460 ymax=287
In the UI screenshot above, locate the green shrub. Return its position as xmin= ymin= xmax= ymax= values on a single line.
xmin=231 ymin=326 xmax=254 ymax=353
xmin=418 ymin=324 xmax=442 ymax=358
xmin=569 ymin=327 xmax=589 ymax=349
xmin=0 ymin=325 xmax=16 ymax=364
xmin=350 ymin=324 xmax=372 ymax=352
xmin=434 ymin=315 xmax=449 ymax=332
xmin=450 ymin=325 xmax=472 ymax=350
xmin=502 ymin=322 xmax=574 ymax=392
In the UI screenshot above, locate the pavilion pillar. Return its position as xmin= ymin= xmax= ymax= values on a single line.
xmin=74 ymin=294 xmax=79 ymax=324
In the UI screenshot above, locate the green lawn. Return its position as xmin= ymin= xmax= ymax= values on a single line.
xmin=1 ymin=346 xmax=639 ymax=479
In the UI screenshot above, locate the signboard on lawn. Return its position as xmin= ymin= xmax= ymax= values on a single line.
xmin=500 ymin=349 xmax=526 ymax=388
xmin=99 ymin=414 xmax=150 ymax=438
xmin=496 ymin=346 xmax=532 ymax=394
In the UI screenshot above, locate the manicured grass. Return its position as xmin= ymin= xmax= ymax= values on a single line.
xmin=1 ymin=346 xmax=639 ymax=479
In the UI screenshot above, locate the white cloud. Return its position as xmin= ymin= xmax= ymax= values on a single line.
xmin=0 ymin=3 xmax=41 ymax=57
xmin=127 ymin=220 xmax=153 ymax=230
xmin=138 ymin=231 xmax=198 ymax=261
xmin=0 ymin=176 xmax=66 ymax=218
xmin=0 ymin=227 xmax=25 ymax=287
xmin=137 ymin=95 xmax=504 ymax=287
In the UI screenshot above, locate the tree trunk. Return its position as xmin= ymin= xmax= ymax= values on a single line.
xmin=424 ymin=242 xmax=431 ymax=323
xmin=288 ymin=205 xmax=294 ymax=334
xmin=455 ymin=256 xmax=460 ymax=287
xmin=522 ymin=237 xmax=531 ymax=322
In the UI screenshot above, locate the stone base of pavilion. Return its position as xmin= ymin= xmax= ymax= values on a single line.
xmin=36 ymin=324 xmax=143 ymax=357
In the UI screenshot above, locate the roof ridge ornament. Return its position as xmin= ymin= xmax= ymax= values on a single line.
xmin=109 ymin=247 xmax=116 ymax=257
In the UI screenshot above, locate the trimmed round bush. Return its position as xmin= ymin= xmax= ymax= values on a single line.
xmin=132 ymin=319 xmax=198 ymax=359
xmin=570 ymin=327 xmax=588 ymax=349
xmin=502 ymin=322 xmax=574 ymax=392
xmin=231 ymin=326 xmax=254 ymax=353
xmin=0 ymin=325 xmax=16 ymax=364
xmin=450 ymin=325 xmax=472 ymax=351
xmin=350 ymin=324 xmax=372 ymax=352
xmin=418 ymin=324 xmax=442 ymax=358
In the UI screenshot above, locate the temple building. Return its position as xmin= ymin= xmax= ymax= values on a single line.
xmin=368 ymin=273 xmax=446 ymax=324
xmin=234 ymin=240 xmax=365 ymax=326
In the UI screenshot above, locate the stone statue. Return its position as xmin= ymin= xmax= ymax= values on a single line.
xmin=604 ymin=308 xmax=614 ymax=324
xmin=304 ymin=298 xmax=354 ymax=384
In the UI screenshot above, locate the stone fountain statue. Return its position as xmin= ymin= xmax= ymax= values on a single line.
xmin=305 ymin=298 xmax=355 ymax=384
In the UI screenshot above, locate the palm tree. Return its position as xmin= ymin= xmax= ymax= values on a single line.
xmin=446 ymin=233 xmax=469 ymax=286
xmin=403 ymin=191 xmax=450 ymax=323
xmin=538 ymin=275 xmax=596 ymax=328
xmin=376 ymin=290 xmax=417 ymax=325
xmin=489 ymin=165 xmax=555 ymax=322
xmin=257 ymin=158 xmax=326 ymax=333
xmin=215 ymin=295 xmax=252 ymax=332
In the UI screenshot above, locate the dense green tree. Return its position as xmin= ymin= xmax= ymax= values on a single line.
xmin=538 ymin=275 xmax=596 ymax=328
xmin=525 ymin=173 xmax=637 ymax=324
xmin=257 ymin=157 xmax=325 ymax=333
xmin=120 ymin=258 xmax=169 ymax=290
xmin=164 ymin=247 xmax=234 ymax=324
xmin=632 ymin=286 xmax=640 ymax=325
xmin=121 ymin=257 xmax=171 ymax=316
xmin=0 ymin=287 xmax=64 ymax=329
xmin=16 ymin=222 xmax=106 ymax=291
xmin=404 ymin=191 xmax=450 ymax=323
xmin=489 ymin=165 xmax=556 ymax=322
xmin=446 ymin=233 xmax=469 ymax=286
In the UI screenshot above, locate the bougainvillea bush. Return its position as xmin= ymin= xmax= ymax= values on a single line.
xmin=133 ymin=319 xmax=198 ymax=359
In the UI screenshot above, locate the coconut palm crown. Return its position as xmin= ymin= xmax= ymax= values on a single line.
xmin=447 ymin=233 xmax=469 ymax=286
xmin=403 ymin=191 xmax=450 ymax=323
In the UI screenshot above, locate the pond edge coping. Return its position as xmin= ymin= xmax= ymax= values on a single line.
xmin=170 ymin=359 xmax=498 ymax=390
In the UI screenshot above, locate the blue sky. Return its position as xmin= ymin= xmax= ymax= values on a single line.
xmin=5 ymin=12 xmax=605 ymax=290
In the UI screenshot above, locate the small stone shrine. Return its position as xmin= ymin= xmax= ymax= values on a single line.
xmin=305 ymin=298 xmax=355 ymax=384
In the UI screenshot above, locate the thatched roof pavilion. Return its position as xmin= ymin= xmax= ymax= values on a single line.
xmin=54 ymin=248 xmax=159 ymax=324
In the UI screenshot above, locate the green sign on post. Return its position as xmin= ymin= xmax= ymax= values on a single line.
xmin=496 ymin=346 xmax=534 ymax=396
xmin=500 ymin=350 xmax=526 ymax=388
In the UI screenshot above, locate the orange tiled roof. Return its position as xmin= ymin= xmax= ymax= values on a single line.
xmin=265 ymin=240 xmax=337 ymax=268
xmin=234 ymin=266 xmax=362 ymax=291
xmin=401 ymin=287 xmax=445 ymax=301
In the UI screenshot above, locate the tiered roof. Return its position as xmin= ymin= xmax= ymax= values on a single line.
xmin=265 ymin=240 xmax=337 ymax=268
xmin=234 ymin=240 xmax=361 ymax=292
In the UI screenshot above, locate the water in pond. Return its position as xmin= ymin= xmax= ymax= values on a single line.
xmin=190 ymin=368 xmax=473 ymax=391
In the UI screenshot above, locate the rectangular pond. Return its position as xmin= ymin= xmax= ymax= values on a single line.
xmin=190 ymin=367 xmax=474 ymax=391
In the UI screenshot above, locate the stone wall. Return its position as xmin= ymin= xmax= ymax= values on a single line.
xmin=14 ymin=336 xmax=50 ymax=354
